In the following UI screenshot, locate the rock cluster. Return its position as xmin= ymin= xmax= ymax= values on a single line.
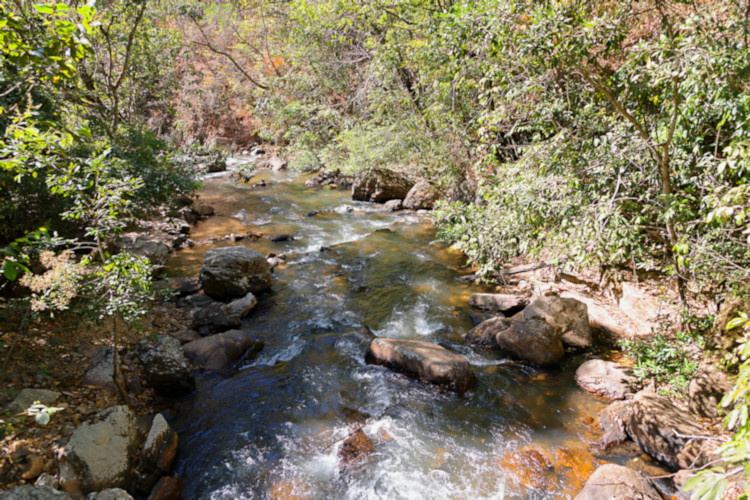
xmin=464 ymin=293 xmax=591 ymax=366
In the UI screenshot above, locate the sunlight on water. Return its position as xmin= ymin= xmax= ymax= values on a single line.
xmin=167 ymin=167 xmax=656 ymax=499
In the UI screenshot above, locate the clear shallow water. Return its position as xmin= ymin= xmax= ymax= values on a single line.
xmin=167 ymin=167 xmax=638 ymax=499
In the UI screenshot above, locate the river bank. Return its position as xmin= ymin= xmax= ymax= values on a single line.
xmin=0 ymin=153 xmax=738 ymax=499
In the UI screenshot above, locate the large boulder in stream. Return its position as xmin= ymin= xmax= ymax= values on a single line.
xmin=627 ymin=389 xmax=716 ymax=470
xmin=199 ymin=246 xmax=272 ymax=300
xmin=365 ymin=338 xmax=475 ymax=393
xmin=182 ymin=329 xmax=264 ymax=371
xmin=574 ymin=464 xmax=661 ymax=500
xmin=402 ymin=180 xmax=441 ymax=209
xmin=351 ymin=168 xmax=414 ymax=203
xmin=495 ymin=318 xmax=565 ymax=366
xmin=520 ymin=294 xmax=593 ymax=348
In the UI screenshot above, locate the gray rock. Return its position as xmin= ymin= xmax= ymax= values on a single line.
xmin=34 ymin=474 xmax=59 ymax=490
xmin=84 ymin=490 xmax=133 ymax=500
xmin=351 ymin=168 xmax=414 ymax=203
xmin=402 ymin=180 xmax=441 ymax=209
xmin=574 ymin=464 xmax=661 ymax=500
xmin=191 ymin=201 xmax=214 ymax=217
xmin=468 ymin=293 xmax=529 ymax=315
xmin=365 ymin=338 xmax=475 ymax=393
xmin=627 ymin=389 xmax=715 ymax=470
xmin=82 ymin=348 xmax=115 ymax=392
xmin=688 ymin=364 xmax=733 ymax=419
xmin=138 ymin=336 xmax=195 ymax=395
xmin=0 ymin=486 xmax=71 ymax=500
xmin=59 ymin=406 xmax=138 ymax=496
xmin=6 ymin=388 xmax=61 ymax=414
xmin=182 ymin=329 xmax=264 ymax=371
xmin=463 ymin=316 xmax=510 ymax=348
xmin=200 ymin=246 xmax=272 ymax=300
xmin=598 ymin=400 xmax=633 ymax=449
xmin=575 ymin=359 xmax=637 ymax=400
xmin=154 ymin=277 xmax=201 ymax=299
xmin=522 ymin=294 xmax=593 ymax=348
xmin=495 ymin=318 xmax=564 ymax=366
xmin=383 ymin=199 xmax=403 ymax=211
xmin=190 ymin=292 xmax=258 ymax=332
xmin=117 ymin=237 xmax=170 ymax=270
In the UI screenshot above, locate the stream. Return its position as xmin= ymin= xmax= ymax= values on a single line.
xmin=165 ymin=160 xmax=645 ymax=499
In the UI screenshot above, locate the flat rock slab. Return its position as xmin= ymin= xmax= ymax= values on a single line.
xmin=574 ymin=464 xmax=661 ymax=500
xmin=468 ymin=294 xmax=529 ymax=315
xmin=575 ymin=359 xmax=636 ymax=400
xmin=6 ymin=389 xmax=61 ymax=414
xmin=365 ymin=338 xmax=475 ymax=393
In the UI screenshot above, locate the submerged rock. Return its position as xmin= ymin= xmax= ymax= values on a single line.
xmin=574 ymin=464 xmax=661 ymax=500
xmin=182 ymin=329 xmax=264 ymax=371
xmin=402 ymin=180 xmax=441 ymax=209
xmin=351 ymin=168 xmax=414 ymax=203
xmin=365 ymin=338 xmax=475 ymax=393
xmin=495 ymin=318 xmax=564 ymax=366
xmin=468 ymin=293 xmax=529 ymax=315
xmin=338 ymin=428 xmax=375 ymax=471
xmin=575 ymin=359 xmax=636 ymax=400
xmin=200 ymin=246 xmax=272 ymax=300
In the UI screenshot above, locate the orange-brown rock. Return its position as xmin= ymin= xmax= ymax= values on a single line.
xmin=338 ymin=428 xmax=375 ymax=471
xmin=498 ymin=447 xmax=554 ymax=490
xmin=147 ymin=473 xmax=183 ymax=500
xmin=552 ymin=444 xmax=599 ymax=494
xmin=268 ymin=478 xmax=310 ymax=500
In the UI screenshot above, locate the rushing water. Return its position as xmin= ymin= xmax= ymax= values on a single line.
xmin=166 ymin=160 xmax=657 ymax=499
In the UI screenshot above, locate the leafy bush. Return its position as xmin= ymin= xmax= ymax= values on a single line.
xmin=686 ymin=314 xmax=750 ymax=499
xmin=619 ymin=330 xmax=705 ymax=396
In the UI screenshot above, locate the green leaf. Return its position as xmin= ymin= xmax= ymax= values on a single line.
xmin=3 ymin=261 xmax=18 ymax=281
